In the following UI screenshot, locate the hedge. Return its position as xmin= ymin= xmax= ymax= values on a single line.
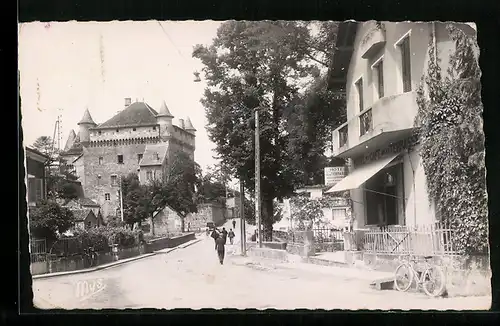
xmin=73 ymin=226 xmax=143 ymax=251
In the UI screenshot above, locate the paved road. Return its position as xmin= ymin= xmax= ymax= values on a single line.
xmin=32 ymin=232 xmax=491 ymax=310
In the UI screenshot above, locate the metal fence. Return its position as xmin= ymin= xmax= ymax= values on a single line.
xmin=30 ymin=238 xmax=47 ymax=263
xmin=362 ymin=222 xmax=457 ymax=256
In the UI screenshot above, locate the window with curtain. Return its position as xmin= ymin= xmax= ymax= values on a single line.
xmin=398 ymin=36 xmax=412 ymax=92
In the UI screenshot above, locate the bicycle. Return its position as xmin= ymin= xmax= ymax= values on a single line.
xmin=394 ymin=255 xmax=446 ymax=297
xmin=83 ymin=247 xmax=99 ymax=268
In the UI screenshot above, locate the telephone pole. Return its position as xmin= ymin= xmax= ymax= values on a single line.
xmin=254 ymin=107 xmax=262 ymax=248
xmin=239 ymin=178 xmax=246 ymax=256
xmin=119 ymin=175 xmax=124 ymax=222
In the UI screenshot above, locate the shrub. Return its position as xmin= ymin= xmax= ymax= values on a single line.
xmin=74 ymin=226 xmax=143 ymax=251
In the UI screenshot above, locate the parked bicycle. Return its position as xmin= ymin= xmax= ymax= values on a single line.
xmin=83 ymin=247 xmax=99 ymax=268
xmin=394 ymin=255 xmax=446 ymax=297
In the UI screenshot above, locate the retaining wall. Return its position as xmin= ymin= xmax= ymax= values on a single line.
xmin=248 ymin=247 xmax=289 ymax=262
xmin=144 ymin=232 xmax=195 ymax=252
xmin=286 ymin=243 xmax=315 ymax=257
xmin=246 ymin=241 xmax=287 ymax=250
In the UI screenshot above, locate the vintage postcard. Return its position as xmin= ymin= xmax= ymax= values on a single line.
xmin=19 ymin=20 xmax=490 ymax=310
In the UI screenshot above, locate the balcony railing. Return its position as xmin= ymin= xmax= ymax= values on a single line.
xmin=339 ymin=125 xmax=348 ymax=148
xmin=359 ymin=108 xmax=373 ymax=136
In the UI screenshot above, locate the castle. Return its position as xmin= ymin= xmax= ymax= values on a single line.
xmin=60 ymin=98 xmax=196 ymax=219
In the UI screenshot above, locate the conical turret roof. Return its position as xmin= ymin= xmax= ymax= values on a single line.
xmin=184 ymin=117 xmax=196 ymax=132
xmin=157 ymin=100 xmax=174 ymax=118
xmin=63 ymin=129 xmax=77 ymax=151
xmin=78 ymin=108 xmax=97 ymax=125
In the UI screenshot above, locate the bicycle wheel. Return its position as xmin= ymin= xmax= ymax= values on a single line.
xmin=422 ymin=265 xmax=446 ymax=297
xmin=394 ymin=263 xmax=413 ymax=292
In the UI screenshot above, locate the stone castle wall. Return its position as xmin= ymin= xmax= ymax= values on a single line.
xmin=90 ymin=126 xmax=160 ymax=141
xmin=82 ymin=142 xmax=151 ymax=217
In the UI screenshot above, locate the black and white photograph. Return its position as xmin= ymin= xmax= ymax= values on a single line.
xmin=19 ymin=20 xmax=490 ymax=310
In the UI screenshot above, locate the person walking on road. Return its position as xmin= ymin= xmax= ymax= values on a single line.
xmin=228 ymin=229 xmax=235 ymax=245
xmin=215 ymin=236 xmax=226 ymax=265
xmin=232 ymin=219 xmax=236 ymax=230
xmin=211 ymin=229 xmax=220 ymax=250
xmin=221 ymin=228 xmax=228 ymax=244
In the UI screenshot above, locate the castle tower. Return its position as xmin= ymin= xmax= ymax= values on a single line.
xmin=77 ymin=108 xmax=97 ymax=143
xmin=184 ymin=117 xmax=196 ymax=135
xmin=156 ymin=100 xmax=174 ymax=138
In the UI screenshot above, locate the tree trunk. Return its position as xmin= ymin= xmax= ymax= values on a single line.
xmin=150 ymin=214 xmax=155 ymax=236
xmin=262 ymin=198 xmax=274 ymax=242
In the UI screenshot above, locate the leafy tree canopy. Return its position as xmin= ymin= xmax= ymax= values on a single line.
xmin=29 ymin=200 xmax=75 ymax=241
xmin=193 ymin=21 xmax=345 ymax=238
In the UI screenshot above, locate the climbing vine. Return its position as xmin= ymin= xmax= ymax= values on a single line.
xmin=415 ymin=25 xmax=487 ymax=255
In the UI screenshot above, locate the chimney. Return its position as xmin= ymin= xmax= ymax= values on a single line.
xmin=125 ymin=98 xmax=131 ymax=107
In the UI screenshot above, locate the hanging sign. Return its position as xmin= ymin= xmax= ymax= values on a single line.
xmin=324 ymin=166 xmax=347 ymax=186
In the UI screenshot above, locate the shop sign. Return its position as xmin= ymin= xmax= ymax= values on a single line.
xmin=324 ymin=166 xmax=347 ymax=186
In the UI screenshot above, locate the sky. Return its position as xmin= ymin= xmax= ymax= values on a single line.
xmin=19 ymin=20 xmax=224 ymax=174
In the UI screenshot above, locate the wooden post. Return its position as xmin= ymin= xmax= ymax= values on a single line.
xmin=240 ymin=178 xmax=246 ymax=256
xmin=254 ymin=107 xmax=262 ymax=248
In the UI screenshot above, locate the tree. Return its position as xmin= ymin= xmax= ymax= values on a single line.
xmin=121 ymin=173 xmax=149 ymax=227
xmin=121 ymin=151 xmax=200 ymax=235
xmin=32 ymin=136 xmax=55 ymax=156
xmin=28 ymin=200 xmax=75 ymax=242
xmin=415 ymin=24 xmax=487 ymax=255
xmin=195 ymin=169 xmax=228 ymax=206
xmin=289 ymin=195 xmax=324 ymax=231
xmin=193 ymin=21 xmax=343 ymax=240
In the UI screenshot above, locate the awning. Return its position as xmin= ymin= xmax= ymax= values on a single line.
xmin=326 ymin=153 xmax=399 ymax=193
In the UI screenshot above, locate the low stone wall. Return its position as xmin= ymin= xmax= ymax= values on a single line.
xmin=30 ymin=245 xmax=145 ymax=276
xmin=314 ymin=241 xmax=344 ymax=253
xmin=286 ymin=243 xmax=315 ymax=257
xmin=361 ymin=252 xmax=491 ymax=297
xmin=248 ymin=247 xmax=289 ymax=263
xmin=247 ymin=241 xmax=287 ymax=250
xmin=144 ymin=232 xmax=195 ymax=252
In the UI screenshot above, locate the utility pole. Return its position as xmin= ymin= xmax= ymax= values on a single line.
xmin=239 ymin=178 xmax=246 ymax=256
xmin=254 ymin=107 xmax=262 ymax=248
xmin=119 ymin=175 xmax=124 ymax=222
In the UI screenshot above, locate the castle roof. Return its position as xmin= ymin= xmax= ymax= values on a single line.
xmin=61 ymin=132 xmax=82 ymax=156
xmin=184 ymin=117 xmax=196 ymax=131
xmin=139 ymin=143 xmax=168 ymax=166
xmin=63 ymin=129 xmax=77 ymax=151
xmin=77 ymin=197 xmax=100 ymax=207
xmin=78 ymin=108 xmax=97 ymax=125
xmin=69 ymin=208 xmax=95 ymax=222
xmin=158 ymin=101 xmax=174 ymax=118
xmin=94 ymin=102 xmax=159 ymax=130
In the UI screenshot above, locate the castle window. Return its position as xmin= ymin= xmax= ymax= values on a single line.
xmin=153 ymin=126 xmax=156 ymax=131
xmin=105 ymin=193 xmax=110 ymax=201
xmin=154 ymin=152 xmax=159 ymax=160
xmin=137 ymin=154 xmax=143 ymax=164
xmin=146 ymin=171 xmax=153 ymax=180
xmin=117 ymin=155 xmax=124 ymax=164
xmin=133 ymin=128 xmax=136 ymax=131
xmin=99 ymin=157 xmax=103 ymax=165
xmin=116 ymin=128 xmax=119 ymax=132
xmin=111 ymin=175 xmax=118 ymax=186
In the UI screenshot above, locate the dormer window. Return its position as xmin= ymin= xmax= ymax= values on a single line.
xmin=117 ymin=155 xmax=124 ymax=164
xmin=133 ymin=127 xmax=136 ymax=131
xmin=116 ymin=128 xmax=119 ymax=132
xmin=153 ymin=126 xmax=157 ymax=131
xmin=154 ymin=152 xmax=159 ymax=160
xmin=98 ymin=131 xmax=102 ymax=135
